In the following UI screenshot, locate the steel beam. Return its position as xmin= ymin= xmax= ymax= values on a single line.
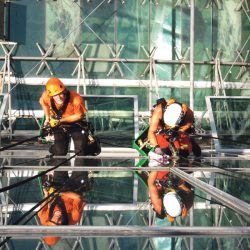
xmin=2 ymin=166 xmax=250 ymax=173
xmin=189 ymin=0 xmax=195 ymax=110
xmin=170 ymin=167 xmax=250 ymax=218
xmin=0 ymin=226 xmax=250 ymax=237
xmin=0 ymin=203 xmax=150 ymax=213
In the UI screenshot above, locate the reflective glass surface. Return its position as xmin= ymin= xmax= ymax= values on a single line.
xmin=3 ymin=0 xmax=249 ymax=84
xmin=83 ymin=95 xmax=137 ymax=148
xmin=208 ymin=97 xmax=250 ymax=150
xmin=0 ymin=151 xmax=249 ymax=250
xmin=5 ymin=92 xmax=138 ymax=148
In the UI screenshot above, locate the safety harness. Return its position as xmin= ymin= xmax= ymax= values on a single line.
xmin=48 ymin=195 xmax=69 ymax=225
xmin=49 ymin=90 xmax=87 ymax=130
xmin=50 ymin=90 xmax=70 ymax=119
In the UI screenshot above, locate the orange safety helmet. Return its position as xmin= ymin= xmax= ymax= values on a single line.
xmin=46 ymin=77 xmax=66 ymax=97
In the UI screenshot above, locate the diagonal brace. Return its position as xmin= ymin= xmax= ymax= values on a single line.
xmin=107 ymin=45 xmax=124 ymax=77
xmin=36 ymin=43 xmax=55 ymax=75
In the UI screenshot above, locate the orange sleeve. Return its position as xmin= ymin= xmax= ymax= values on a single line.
xmin=39 ymin=92 xmax=51 ymax=108
xmin=38 ymin=205 xmax=50 ymax=225
xmin=39 ymin=92 xmax=51 ymax=119
xmin=71 ymin=198 xmax=85 ymax=223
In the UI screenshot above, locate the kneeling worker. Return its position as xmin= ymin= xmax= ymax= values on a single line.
xmin=148 ymin=98 xmax=201 ymax=158
xmin=39 ymin=77 xmax=89 ymax=188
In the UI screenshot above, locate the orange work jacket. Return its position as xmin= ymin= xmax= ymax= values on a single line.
xmin=39 ymin=90 xmax=87 ymax=118
xmin=38 ymin=193 xmax=85 ymax=245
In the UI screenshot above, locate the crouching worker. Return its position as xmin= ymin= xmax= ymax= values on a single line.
xmin=148 ymin=170 xmax=194 ymax=222
xmin=39 ymin=77 xmax=89 ymax=188
xmin=148 ymin=98 xmax=201 ymax=158
xmin=38 ymin=188 xmax=86 ymax=246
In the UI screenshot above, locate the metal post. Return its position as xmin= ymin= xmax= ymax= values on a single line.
xmin=189 ymin=0 xmax=195 ymax=110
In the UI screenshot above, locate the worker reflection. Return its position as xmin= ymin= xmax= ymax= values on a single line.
xmin=148 ymin=170 xmax=194 ymax=222
xmin=38 ymin=188 xmax=86 ymax=246
xmin=148 ymin=98 xmax=201 ymax=158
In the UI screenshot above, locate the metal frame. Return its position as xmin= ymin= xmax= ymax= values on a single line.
xmin=81 ymin=94 xmax=139 ymax=138
xmin=0 ymin=154 xmax=250 ymax=249
xmin=206 ymin=96 xmax=250 ymax=154
xmin=170 ymin=167 xmax=250 ymax=218
xmin=1 ymin=225 xmax=250 ymax=237
xmin=0 ymin=1 xmax=249 ymax=112
xmin=0 ymin=94 xmax=8 ymax=146
xmin=0 ymin=1 xmax=249 ymax=249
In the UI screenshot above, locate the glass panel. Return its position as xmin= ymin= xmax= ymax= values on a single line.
xmin=83 ymin=95 xmax=137 ymax=148
xmin=0 ymin=155 xmax=249 ymax=249
xmin=209 ymin=97 xmax=250 ymax=149
xmin=4 ymin=0 xmax=248 ymax=83
xmin=7 ymin=89 xmax=138 ymax=147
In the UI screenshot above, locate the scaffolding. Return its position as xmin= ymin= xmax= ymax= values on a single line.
xmin=0 ymin=1 xmax=249 ymax=249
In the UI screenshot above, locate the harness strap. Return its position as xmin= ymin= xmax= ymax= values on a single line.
xmin=50 ymin=90 xmax=70 ymax=119
xmin=49 ymin=195 xmax=69 ymax=225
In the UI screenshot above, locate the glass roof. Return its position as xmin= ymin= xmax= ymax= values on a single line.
xmin=206 ymin=96 xmax=250 ymax=153
xmin=0 ymin=147 xmax=249 ymax=250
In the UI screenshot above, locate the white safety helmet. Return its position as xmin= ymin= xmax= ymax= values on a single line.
xmin=163 ymin=191 xmax=183 ymax=217
xmin=163 ymin=103 xmax=184 ymax=128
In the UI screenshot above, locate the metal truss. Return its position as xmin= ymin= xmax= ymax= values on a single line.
xmin=175 ymin=0 xmax=190 ymax=7
xmin=72 ymin=44 xmax=90 ymax=94
xmin=0 ymin=41 xmax=17 ymax=142
xmin=174 ymin=47 xmax=190 ymax=79
xmin=141 ymin=0 xmax=159 ymax=6
xmin=35 ymin=43 xmax=55 ymax=76
xmin=0 ymin=42 xmax=16 ymax=83
xmin=205 ymin=0 xmax=223 ymax=10
xmin=235 ymin=0 xmax=249 ymax=12
xmin=106 ymin=45 xmax=124 ymax=77
xmin=235 ymin=49 xmax=249 ymax=80
xmin=141 ymin=46 xmax=159 ymax=108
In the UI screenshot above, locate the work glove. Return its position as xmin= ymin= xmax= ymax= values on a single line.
xmin=49 ymin=118 xmax=61 ymax=128
xmin=148 ymin=146 xmax=170 ymax=167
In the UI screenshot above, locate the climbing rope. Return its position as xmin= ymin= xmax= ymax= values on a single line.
xmin=0 ymin=150 xmax=82 ymax=193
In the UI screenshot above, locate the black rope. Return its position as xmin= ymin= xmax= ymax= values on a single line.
xmin=0 ymin=168 xmax=87 ymax=247
xmin=194 ymin=193 xmax=234 ymax=211
xmin=0 ymin=135 xmax=41 ymax=152
xmin=178 ymin=155 xmax=250 ymax=180
xmin=0 ymin=189 xmax=60 ymax=248
xmin=0 ymin=150 xmax=81 ymax=193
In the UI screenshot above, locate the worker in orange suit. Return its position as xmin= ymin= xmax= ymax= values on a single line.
xmin=148 ymin=98 xmax=201 ymax=159
xmin=38 ymin=189 xmax=86 ymax=246
xmin=39 ymin=77 xmax=89 ymax=189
